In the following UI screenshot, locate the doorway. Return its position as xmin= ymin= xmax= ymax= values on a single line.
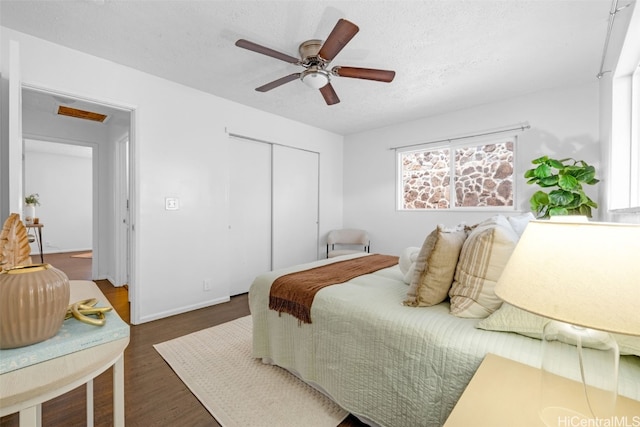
xmin=21 ymin=86 xmax=135 ymax=310
xmin=23 ymin=138 xmax=93 ymax=259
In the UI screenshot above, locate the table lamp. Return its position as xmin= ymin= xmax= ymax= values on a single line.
xmin=494 ymin=219 xmax=640 ymax=425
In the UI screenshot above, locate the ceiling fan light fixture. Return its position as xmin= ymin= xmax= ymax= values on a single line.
xmin=301 ymin=69 xmax=329 ymax=89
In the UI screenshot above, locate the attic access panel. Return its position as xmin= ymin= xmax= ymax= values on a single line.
xmin=57 ymin=105 xmax=108 ymax=122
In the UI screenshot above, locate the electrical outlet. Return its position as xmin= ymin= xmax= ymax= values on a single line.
xmin=203 ymin=279 xmax=212 ymax=292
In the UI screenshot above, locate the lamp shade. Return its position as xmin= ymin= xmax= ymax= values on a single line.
xmin=495 ymin=220 xmax=640 ymax=337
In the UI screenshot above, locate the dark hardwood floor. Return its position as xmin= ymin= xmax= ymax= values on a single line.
xmin=1 ymin=252 xmax=364 ymax=427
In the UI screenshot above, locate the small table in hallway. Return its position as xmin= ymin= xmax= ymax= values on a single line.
xmin=25 ymin=223 xmax=44 ymax=264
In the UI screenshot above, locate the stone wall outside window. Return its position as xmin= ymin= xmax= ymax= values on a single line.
xmin=400 ymin=140 xmax=514 ymax=210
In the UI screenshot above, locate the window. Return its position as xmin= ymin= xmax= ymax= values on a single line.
xmin=398 ymin=139 xmax=515 ymax=210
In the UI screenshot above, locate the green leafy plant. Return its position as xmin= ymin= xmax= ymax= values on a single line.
xmin=524 ymin=156 xmax=599 ymax=218
xmin=24 ymin=193 xmax=40 ymax=206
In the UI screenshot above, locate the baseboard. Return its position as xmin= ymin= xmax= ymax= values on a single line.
xmin=36 ymin=248 xmax=92 ymax=255
xmin=137 ymin=296 xmax=231 ymax=324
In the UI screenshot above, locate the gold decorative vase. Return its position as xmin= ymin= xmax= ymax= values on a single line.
xmin=0 ymin=264 xmax=70 ymax=349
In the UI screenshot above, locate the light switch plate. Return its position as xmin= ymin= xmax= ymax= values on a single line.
xmin=165 ymin=197 xmax=179 ymax=210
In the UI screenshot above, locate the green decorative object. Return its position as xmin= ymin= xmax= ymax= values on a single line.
xmin=24 ymin=193 xmax=40 ymax=206
xmin=524 ymin=156 xmax=599 ymax=218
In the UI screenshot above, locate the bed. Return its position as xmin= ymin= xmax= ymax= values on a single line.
xmin=249 ymin=218 xmax=640 ymax=427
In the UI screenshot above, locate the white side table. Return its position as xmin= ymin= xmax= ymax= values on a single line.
xmin=0 ymin=280 xmax=130 ymax=427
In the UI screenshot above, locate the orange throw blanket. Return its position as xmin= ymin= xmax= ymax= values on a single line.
xmin=269 ymin=254 xmax=399 ymax=324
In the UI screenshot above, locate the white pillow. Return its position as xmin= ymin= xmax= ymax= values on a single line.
xmin=403 ymin=262 xmax=417 ymax=285
xmin=507 ymin=212 xmax=535 ymax=237
xmin=399 ymin=246 xmax=420 ymax=276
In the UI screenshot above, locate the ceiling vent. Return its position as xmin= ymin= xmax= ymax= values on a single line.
xmin=57 ymin=105 xmax=108 ymax=122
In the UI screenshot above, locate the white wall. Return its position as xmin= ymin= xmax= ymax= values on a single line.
xmin=24 ymin=139 xmax=92 ymax=254
xmin=1 ymin=27 xmax=344 ymax=324
xmin=343 ymin=82 xmax=601 ymax=255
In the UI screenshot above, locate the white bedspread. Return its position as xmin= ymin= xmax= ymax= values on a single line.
xmin=249 ymin=254 xmax=640 ymax=427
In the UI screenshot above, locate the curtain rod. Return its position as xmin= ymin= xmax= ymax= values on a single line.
xmin=389 ymin=123 xmax=531 ymax=151
xmin=597 ymin=0 xmax=631 ymax=79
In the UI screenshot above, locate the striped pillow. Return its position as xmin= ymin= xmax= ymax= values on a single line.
xmin=449 ymin=216 xmax=519 ymax=318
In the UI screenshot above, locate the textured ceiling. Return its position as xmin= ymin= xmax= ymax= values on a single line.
xmin=1 ymin=0 xmax=614 ymax=136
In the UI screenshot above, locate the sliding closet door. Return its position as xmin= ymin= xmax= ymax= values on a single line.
xmin=228 ymin=139 xmax=272 ymax=296
xmin=272 ymin=145 xmax=319 ymax=270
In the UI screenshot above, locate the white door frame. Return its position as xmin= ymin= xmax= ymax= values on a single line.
xmin=8 ymin=40 xmax=23 ymax=216
xmin=18 ymin=83 xmax=138 ymax=321
xmin=114 ymin=135 xmax=130 ymax=288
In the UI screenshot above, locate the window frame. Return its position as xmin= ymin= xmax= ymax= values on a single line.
xmin=609 ymin=4 xmax=640 ymax=213
xmin=396 ymin=136 xmax=518 ymax=212
xmin=630 ymin=64 xmax=640 ymax=208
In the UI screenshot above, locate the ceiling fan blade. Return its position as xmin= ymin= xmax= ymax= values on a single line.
xmin=255 ymin=73 xmax=301 ymax=92
xmin=333 ymin=66 xmax=396 ymax=83
xmin=318 ymin=19 xmax=359 ymax=62
xmin=319 ymin=83 xmax=340 ymax=105
xmin=235 ymin=39 xmax=300 ymax=64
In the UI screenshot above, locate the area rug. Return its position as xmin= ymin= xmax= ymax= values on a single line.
xmin=154 ymin=316 xmax=348 ymax=427
xmin=70 ymin=252 xmax=92 ymax=259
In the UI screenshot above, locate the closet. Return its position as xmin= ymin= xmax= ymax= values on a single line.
xmin=228 ymin=136 xmax=319 ymax=295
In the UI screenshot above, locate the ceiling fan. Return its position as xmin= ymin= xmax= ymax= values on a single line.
xmin=235 ymin=19 xmax=396 ymax=106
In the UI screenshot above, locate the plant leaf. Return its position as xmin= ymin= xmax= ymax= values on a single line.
xmin=534 ymin=163 xmax=552 ymax=178
xmin=531 ymin=156 xmax=548 ymax=165
xmin=565 ymin=194 xmax=581 ymax=208
xmin=549 ymin=207 xmax=569 ymax=216
xmin=529 ymin=191 xmax=549 ymax=211
xmin=548 ymin=159 xmax=564 ymax=169
xmin=538 ymin=176 xmax=559 ymax=187
xmin=558 ymin=174 xmax=579 ymax=190
xmin=573 ymin=166 xmax=596 ymax=183
xmin=578 ymin=205 xmax=593 ymax=217
xmin=549 ymin=189 xmax=574 ymax=206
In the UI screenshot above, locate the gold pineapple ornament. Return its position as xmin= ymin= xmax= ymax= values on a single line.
xmin=0 ymin=213 xmax=33 ymax=270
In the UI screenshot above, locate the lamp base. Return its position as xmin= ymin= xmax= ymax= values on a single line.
xmin=540 ymin=320 xmax=619 ymax=425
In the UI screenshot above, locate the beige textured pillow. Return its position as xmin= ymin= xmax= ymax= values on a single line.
xmin=449 ymin=216 xmax=519 ymax=318
xmin=477 ymin=303 xmax=640 ymax=357
xmin=404 ymin=225 xmax=468 ymax=307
